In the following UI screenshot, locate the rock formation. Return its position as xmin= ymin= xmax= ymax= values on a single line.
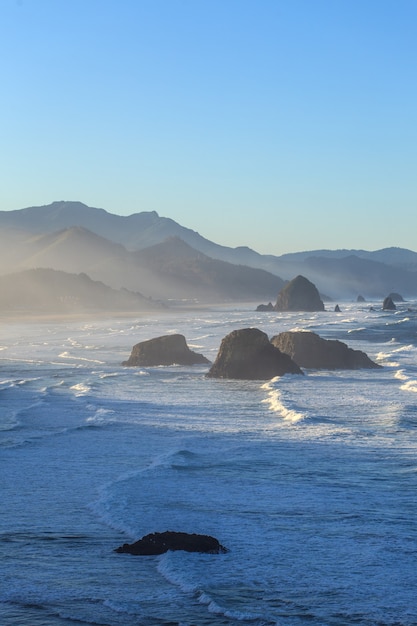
xmin=122 ymin=334 xmax=210 ymax=366
xmin=207 ymin=328 xmax=303 ymax=380
xmin=382 ymin=296 xmax=396 ymax=311
xmin=357 ymin=295 xmax=366 ymax=302
xmin=256 ymin=302 xmax=274 ymax=311
xmin=115 ymin=531 xmax=228 ymax=555
xmin=274 ymin=275 xmax=325 ymax=312
xmin=388 ymin=292 xmax=404 ymax=302
xmin=271 ymin=331 xmax=382 ymax=370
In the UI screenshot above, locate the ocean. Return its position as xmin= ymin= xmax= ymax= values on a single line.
xmin=1 ymin=302 xmax=417 ymax=626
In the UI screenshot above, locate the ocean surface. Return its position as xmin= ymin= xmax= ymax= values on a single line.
xmin=1 ymin=302 xmax=417 ymax=626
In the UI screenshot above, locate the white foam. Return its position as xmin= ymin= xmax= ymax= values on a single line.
xmin=261 ymin=377 xmax=307 ymax=423
xmin=69 ymin=382 xmax=91 ymax=395
xmin=395 ymin=369 xmax=409 ymax=381
xmin=400 ymin=380 xmax=417 ymax=393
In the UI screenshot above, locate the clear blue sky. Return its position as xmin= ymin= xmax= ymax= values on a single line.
xmin=1 ymin=0 xmax=416 ymax=254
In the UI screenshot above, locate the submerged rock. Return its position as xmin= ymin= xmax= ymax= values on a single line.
xmin=274 ymin=275 xmax=325 ymax=312
xmin=207 ymin=327 xmax=303 ymax=380
xmin=115 ymin=531 xmax=228 ymax=555
xmin=122 ymin=333 xmax=210 ymax=366
xmin=271 ymin=331 xmax=382 ymax=370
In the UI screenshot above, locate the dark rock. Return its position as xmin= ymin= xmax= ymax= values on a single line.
xmin=274 ymin=275 xmax=325 ymax=312
xmin=388 ymin=292 xmax=404 ymax=302
xmin=122 ymin=334 xmax=210 ymax=366
xmin=256 ymin=302 xmax=274 ymax=311
xmin=357 ymin=295 xmax=366 ymax=302
xmin=382 ymin=296 xmax=396 ymax=310
xmin=271 ymin=331 xmax=382 ymax=370
xmin=207 ymin=327 xmax=303 ymax=380
xmin=114 ymin=531 xmax=228 ymax=555
xmin=334 ymin=304 xmax=341 ymax=312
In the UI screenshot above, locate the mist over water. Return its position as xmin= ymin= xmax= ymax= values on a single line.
xmin=1 ymin=303 xmax=417 ymax=625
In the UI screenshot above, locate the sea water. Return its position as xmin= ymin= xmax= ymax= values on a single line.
xmin=1 ymin=303 xmax=417 ymax=626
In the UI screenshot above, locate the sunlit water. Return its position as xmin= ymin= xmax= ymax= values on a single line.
xmin=1 ymin=303 xmax=417 ymax=625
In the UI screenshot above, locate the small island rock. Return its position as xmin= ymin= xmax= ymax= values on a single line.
xmin=207 ymin=327 xmax=303 ymax=380
xmin=388 ymin=292 xmax=404 ymax=302
xmin=115 ymin=531 xmax=228 ymax=555
xmin=122 ymin=334 xmax=210 ymax=366
xmin=256 ymin=302 xmax=274 ymax=311
xmin=274 ymin=275 xmax=325 ymax=312
xmin=382 ymin=296 xmax=396 ymax=311
xmin=271 ymin=331 xmax=382 ymax=370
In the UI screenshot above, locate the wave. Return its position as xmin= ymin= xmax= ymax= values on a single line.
xmin=157 ymin=553 xmax=273 ymax=624
xmin=261 ymin=377 xmax=307 ymax=423
xmin=70 ymin=382 xmax=91 ymax=396
xmin=400 ymin=380 xmax=417 ymax=393
xmin=375 ymin=352 xmax=400 ymax=367
xmin=97 ymin=372 xmax=120 ymax=379
xmin=394 ymin=369 xmax=417 ymax=393
xmin=59 ymin=351 xmax=105 ymax=365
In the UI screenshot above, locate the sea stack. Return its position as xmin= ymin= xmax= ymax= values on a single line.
xmin=122 ymin=334 xmax=210 ymax=366
xmin=207 ymin=327 xmax=303 ymax=380
xmin=274 ymin=275 xmax=325 ymax=312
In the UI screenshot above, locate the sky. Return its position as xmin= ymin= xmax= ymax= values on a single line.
xmin=1 ymin=0 xmax=416 ymax=255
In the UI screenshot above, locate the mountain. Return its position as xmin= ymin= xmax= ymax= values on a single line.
xmin=133 ymin=237 xmax=285 ymax=301
xmin=0 ymin=268 xmax=160 ymax=315
xmin=0 ymin=225 xmax=284 ymax=303
xmin=1 ymin=201 xmax=417 ymax=300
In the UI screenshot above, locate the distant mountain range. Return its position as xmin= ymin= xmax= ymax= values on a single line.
xmin=0 ymin=201 xmax=416 ymax=312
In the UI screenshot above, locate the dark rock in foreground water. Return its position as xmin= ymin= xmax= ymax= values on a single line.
xmin=115 ymin=531 xmax=228 ymax=555
xmin=122 ymin=333 xmax=210 ymax=366
xmin=207 ymin=327 xmax=303 ymax=380
xmin=271 ymin=331 xmax=382 ymax=370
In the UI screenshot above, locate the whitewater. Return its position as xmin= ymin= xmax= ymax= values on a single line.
xmin=1 ymin=302 xmax=417 ymax=626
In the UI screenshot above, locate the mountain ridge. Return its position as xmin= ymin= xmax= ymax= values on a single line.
xmin=1 ymin=201 xmax=417 ymax=300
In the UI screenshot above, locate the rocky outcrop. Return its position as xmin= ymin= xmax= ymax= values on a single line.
xmin=271 ymin=331 xmax=382 ymax=370
xmin=388 ymin=292 xmax=404 ymax=302
xmin=274 ymin=275 xmax=325 ymax=312
xmin=115 ymin=531 xmax=228 ymax=555
xmin=357 ymin=295 xmax=366 ymax=302
xmin=256 ymin=302 xmax=274 ymax=311
xmin=207 ymin=328 xmax=303 ymax=380
xmin=122 ymin=334 xmax=210 ymax=366
xmin=382 ymin=296 xmax=396 ymax=310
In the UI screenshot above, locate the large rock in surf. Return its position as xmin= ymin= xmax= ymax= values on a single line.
xmin=274 ymin=275 xmax=325 ymax=312
xmin=114 ymin=531 xmax=228 ymax=555
xmin=207 ymin=327 xmax=303 ymax=380
xmin=382 ymin=296 xmax=396 ymax=311
xmin=271 ymin=331 xmax=382 ymax=370
xmin=122 ymin=334 xmax=210 ymax=366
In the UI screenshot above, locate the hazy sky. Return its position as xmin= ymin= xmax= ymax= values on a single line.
xmin=1 ymin=0 xmax=416 ymax=255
